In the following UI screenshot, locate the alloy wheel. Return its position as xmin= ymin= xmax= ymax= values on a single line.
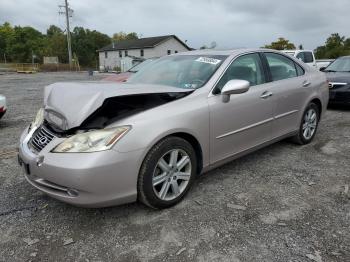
xmin=152 ymin=149 xmax=192 ymax=201
xmin=302 ymin=108 xmax=317 ymax=140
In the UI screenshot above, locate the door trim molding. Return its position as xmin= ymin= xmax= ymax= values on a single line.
xmin=216 ymin=117 xmax=274 ymax=139
xmin=274 ymin=110 xmax=299 ymax=120
xmin=216 ymin=109 xmax=298 ymax=140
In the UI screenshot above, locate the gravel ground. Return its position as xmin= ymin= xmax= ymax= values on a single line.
xmin=0 ymin=72 xmax=349 ymax=262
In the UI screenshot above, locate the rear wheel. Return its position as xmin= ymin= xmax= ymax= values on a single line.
xmin=292 ymin=102 xmax=320 ymax=145
xmin=138 ymin=137 xmax=197 ymax=209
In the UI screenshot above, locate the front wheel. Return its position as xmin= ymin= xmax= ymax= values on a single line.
xmin=137 ymin=137 xmax=197 ymax=209
xmin=292 ymin=102 xmax=320 ymax=145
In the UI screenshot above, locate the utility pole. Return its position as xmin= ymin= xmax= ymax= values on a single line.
xmin=59 ymin=0 xmax=73 ymax=68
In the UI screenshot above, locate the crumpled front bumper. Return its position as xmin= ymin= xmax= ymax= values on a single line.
xmin=18 ymin=126 xmax=145 ymax=207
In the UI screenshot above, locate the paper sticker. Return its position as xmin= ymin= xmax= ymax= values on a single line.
xmin=195 ymin=57 xmax=221 ymax=65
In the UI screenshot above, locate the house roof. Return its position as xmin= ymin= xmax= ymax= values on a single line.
xmin=97 ymin=35 xmax=191 ymax=52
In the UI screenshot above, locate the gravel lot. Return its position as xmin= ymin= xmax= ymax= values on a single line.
xmin=0 ymin=72 xmax=349 ymax=262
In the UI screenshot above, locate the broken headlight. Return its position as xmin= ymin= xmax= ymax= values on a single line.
xmin=52 ymin=126 xmax=131 ymax=153
xmin=29 ymin=108 xmax=45 ymax=132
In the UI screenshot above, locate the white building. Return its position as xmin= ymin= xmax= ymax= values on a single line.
xmin=97 ymin=35 xmax=191 ymax=72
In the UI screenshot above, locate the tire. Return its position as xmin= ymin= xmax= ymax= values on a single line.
xmin=292 ymin=102 xmax=320 ymax=145
xmin=137 ymin=136 xmax=197 ymax=209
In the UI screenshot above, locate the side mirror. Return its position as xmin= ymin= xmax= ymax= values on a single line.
xmin=221 ymin=80 xmax=250 ymax=103
xmin=319 ymin=67 xmax=326 ymax=72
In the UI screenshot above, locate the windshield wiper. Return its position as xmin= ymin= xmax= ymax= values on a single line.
xmin=324 ymin=70 xmax=336 ymax=72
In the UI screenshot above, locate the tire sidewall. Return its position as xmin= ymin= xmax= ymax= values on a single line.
xmin=298 ymin=103 xmax=319 ymax=144
xmin=138 ymin=137 xmax=197 ymax=209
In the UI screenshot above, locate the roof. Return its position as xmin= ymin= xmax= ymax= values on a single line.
xmin=173 ymin=48 xmax=305 ymax=59
xmin=98 ymin=35 xmax=191 ymax=52
xmin=281 ymin=50 xmax=314 ymax=52
xmin=175 ymin=48 xmax=268 ymax=56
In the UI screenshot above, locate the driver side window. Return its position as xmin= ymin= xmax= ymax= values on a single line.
xmin=213 ymin=53 xmax=266 ymax=94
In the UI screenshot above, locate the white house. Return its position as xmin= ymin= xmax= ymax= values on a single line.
xmin=97 ymin=35 xmax=191 ymax=72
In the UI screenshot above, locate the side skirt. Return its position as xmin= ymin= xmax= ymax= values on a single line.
xmin=201 ymin=131 xmax=298 ymax=174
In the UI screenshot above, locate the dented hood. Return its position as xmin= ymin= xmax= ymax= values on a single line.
xmin=44 ymin=81 xmax=193 ymax=130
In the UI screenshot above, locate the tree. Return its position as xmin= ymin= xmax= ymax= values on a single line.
xmin=43 ymin=31 xmax=68 ymax=63
xmin=112 ymin=31 xmax=139 ymax=42
xmin=0 ymin=22 xmax=14 ymax=61
xmin=71 ymin=27 xmax=111 ymax=67
xmin=263 ymin=38 xmax=296 ymax=50
xmin=199 ymin=41 xmax=217 ymax=50
xmin=314 ymin=33 xmax=350 ymax=59
xmin=5 ymin=25 xmax=45 ymax=63
xmin=46 ymin=25 xmax=63 ymax=37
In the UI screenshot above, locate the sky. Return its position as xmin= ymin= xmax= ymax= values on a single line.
xmin=0 ymin=0 xmax=349 ymax=50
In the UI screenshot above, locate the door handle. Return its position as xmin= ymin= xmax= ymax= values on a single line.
xmin=303 ymin=81 xmax=311 ymax=87
xmin=260 ymin=91 xmax=273 ymax=99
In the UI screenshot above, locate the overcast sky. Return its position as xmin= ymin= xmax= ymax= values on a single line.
xmin=1 ymin=0 xmax=349 ymax=50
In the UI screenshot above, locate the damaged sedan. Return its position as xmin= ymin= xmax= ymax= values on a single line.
xmin=18 ymin=49 xmax=329 ymax=209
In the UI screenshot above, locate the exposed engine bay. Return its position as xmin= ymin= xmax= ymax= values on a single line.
xmin=44 ymin=91 xmax=191 ymax=136
xmin=80 ymin=92 xmax=190 ymax=129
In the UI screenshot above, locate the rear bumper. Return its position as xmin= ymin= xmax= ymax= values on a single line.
xmin=18 ymin=127 xmax=145 ymax=207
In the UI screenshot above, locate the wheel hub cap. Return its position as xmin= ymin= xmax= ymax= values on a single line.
xmin=302 ymin=108 xmax=317 ymax=140
xmin=152 ymin=149 xmax=192 ymax=201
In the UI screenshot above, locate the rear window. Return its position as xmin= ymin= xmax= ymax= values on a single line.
xmin=265 ymin=53 xmax=298 ymax=81
xmin=304 ymin=52 xmax=314 ymax=63
xmin=297 ymin=52 xmax=314 ymax=63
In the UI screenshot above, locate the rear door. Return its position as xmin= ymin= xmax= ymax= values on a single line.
xmin=262 ymin=52 xmax=309 ymax=138
xmin=208 ymin=52 xmax=274 ymax=163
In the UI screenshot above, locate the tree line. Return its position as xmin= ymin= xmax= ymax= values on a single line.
xmin=0 ymin=22 xmax=139 ymax=68
xmin=1 ymin=21 xmax=350 ymax=66
xmin=263 ymin=34 xmax=350 ymax=59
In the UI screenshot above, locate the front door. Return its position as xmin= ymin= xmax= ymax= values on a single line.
xmin=208 ymin=53 xmax=275 ymax=164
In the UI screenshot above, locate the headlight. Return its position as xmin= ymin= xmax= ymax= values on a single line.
xmin=29 ymin=108 xmax=45 ymax=131
xmin=52 ymin=126 xmax=131 ymax=153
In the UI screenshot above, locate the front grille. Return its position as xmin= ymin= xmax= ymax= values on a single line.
xmin=29 ymin=126 xmax=56 ymax=152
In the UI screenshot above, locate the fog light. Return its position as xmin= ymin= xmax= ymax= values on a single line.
xmin=36 ymin=156 xmax=44 ymax=167
xmin=67 ymin=188 xmax=79 ymax=197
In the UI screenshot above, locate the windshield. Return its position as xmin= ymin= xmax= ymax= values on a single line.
xmin=325 ymin=57 xmax=350 ymax=72
xmin=127 ymin=55 xmax=227 ymax=89
xmin=128 ymin=59 xmax=157 ymax=73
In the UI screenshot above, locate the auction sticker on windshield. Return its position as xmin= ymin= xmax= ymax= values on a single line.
xmin=195 ymin=57 xmax=221 ymax=65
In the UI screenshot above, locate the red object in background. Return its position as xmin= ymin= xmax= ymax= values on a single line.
xmin=102 ymin=72 xmax=133 ymax=82
xmin=0 ymin=106 xmax=5 ymax=113
xmin=102 ymin=58 xmax=158 ymax=82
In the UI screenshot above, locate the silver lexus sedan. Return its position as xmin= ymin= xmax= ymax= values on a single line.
xmin=18 ymin=49 xmax=329 ymax=209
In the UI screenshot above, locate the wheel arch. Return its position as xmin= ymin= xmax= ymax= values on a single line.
xmin=165 ymin=132 xmax=204 ymax=175
xmin=309 ymin=97 xmax=323 ymax=118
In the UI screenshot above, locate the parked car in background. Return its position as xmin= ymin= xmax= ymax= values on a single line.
xmin=322 ymin=56 xmax=350 ymax=105
xmin=0 ymin=95 xmax=6 ymax=119
xmin=18 ymin=49 xmax=328 ymax=209
xmin=316 ymin=59 xmax=334 ymax=69
xmin=103 ymin=58 xmax=158 ymax=82
xmin=282 ymin=50 xmax=318 ymax=69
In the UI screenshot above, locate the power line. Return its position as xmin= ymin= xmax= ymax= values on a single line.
xmin=59 ymin=0 xmax=73 ymax=68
